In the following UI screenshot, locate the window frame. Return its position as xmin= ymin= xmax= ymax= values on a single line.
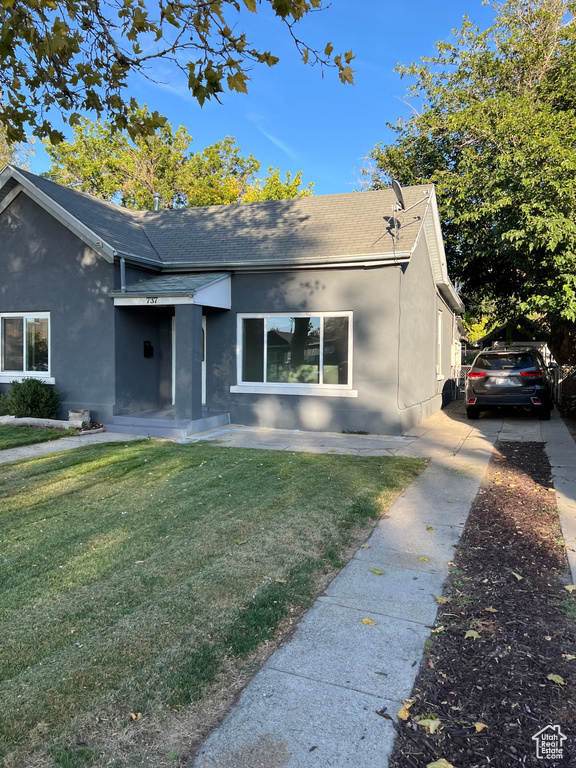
xmin=232 ymin=311 xmax=357 ymax=398
xmin=0 ymin=312 xmax=54 ymax=384
xmin=436 ymin=309 xmax=444 ymax=381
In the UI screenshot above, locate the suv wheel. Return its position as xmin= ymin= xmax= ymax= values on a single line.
xmin=466 ymin=406 xmax=480 ymax=420
xmin=538 ymin=406 xmax=552 ymax=421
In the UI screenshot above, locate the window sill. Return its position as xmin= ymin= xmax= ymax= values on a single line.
xmin=0 ymin=374 xmax=55 ymax=385
xmin=231 ymin=384 xmax=358 ymax=398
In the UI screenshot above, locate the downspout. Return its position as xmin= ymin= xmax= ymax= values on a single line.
xmin=120 ymin=256 xmax=126 ymax=294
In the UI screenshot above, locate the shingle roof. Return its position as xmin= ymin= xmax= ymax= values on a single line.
xmin=14 ymin=168 xmax=161 ymax=265
xmin=139 ymin=186 xmax=432 ymax=267
xmin=6 ymin=166 xmax=432 ymax=269
xmin=109 ymin=272 xmax=229 ymax=296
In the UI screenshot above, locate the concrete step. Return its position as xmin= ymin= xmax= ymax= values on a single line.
xmin=184 ymin=412 xmax=230 ymax=436
xmin=105 ymin=411 xmax=230 ymax=439
xmin=104 ymin=424 xmax=187 ymax=439
xmin=111 ymin=415 xmax=190 ymax=429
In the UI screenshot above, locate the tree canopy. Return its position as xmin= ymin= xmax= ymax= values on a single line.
xmin=44 ymin=111 xmax=313 ymax=208
xmin=367 ymin=0 xmax=576 ymax=360
xmin=0 ymin=125 xmax=34 ymax=169
xmin=0 ymin=0 xmax=354 ymax=144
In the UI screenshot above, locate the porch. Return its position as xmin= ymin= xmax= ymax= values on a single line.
xmin=110 ymin=272 xmax=232 ymax=433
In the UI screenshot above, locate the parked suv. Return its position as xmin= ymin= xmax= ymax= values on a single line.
xmin=465 ymin=347 xmax=556 ymax=420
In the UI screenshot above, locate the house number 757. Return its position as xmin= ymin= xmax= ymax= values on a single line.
xmin=146 ymin=297 xmax=159 ymax=304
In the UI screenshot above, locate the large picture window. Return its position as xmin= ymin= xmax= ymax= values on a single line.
xmin=234 ymin=312 xmax=355 ymax=397
xmin=1 ymin=313 xmax=50 ymax=377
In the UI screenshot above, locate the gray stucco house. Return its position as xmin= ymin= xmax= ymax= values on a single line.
xmin=0 ymin=164 xmax=464 ymax=436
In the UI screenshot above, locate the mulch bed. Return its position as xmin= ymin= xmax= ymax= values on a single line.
xmin=388 ymin=441 xmax=576 ymax=768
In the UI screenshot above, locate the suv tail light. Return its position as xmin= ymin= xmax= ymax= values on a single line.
xmin=467 ymin=372 xmax=486 ymax=379
xmin=521 ymin=370 xmax=542 ymax=378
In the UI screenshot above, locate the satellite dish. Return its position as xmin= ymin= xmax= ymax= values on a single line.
xmin=391 ymin=179 xmax=406 ymax=211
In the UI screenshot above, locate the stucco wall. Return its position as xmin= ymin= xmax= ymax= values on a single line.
xmin=395 ymin=235 xmax=455 ymax=432
xmin=206 ymin=267 xmax=404 ymax=433
xmin=0 ymin=192 xmax=117 ymax=422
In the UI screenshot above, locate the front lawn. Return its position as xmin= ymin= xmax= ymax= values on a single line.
xmin=0 ymin=425 xmax=78 ymax=451
xmin=0 ymin=440 xmax=425 ymax=768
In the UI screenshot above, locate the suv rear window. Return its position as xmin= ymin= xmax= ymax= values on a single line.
xmin=474 ymin=353 xmax=536 ymax=371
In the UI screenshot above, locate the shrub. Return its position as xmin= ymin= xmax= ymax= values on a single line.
xmin=0 ymin=392 xmax=10 ymax=416
xmin=4 ymin=378 xmax=61 ymax=419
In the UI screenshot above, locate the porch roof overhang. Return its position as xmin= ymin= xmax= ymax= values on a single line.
xmin=110 ymin=272 xmax=231 ymax=309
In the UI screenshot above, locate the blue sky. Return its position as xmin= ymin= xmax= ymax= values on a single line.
xmin=31 ymin=0 xmax=496 ymax=196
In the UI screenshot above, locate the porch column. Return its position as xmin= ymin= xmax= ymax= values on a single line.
xmin=174 ymin=304 xmax=203 ymax=420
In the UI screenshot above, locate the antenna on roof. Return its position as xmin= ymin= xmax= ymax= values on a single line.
xmin=391 ymin=179 xmax=406 ymax=211
xmin=388 ymin=179 xmax=431 ymax=257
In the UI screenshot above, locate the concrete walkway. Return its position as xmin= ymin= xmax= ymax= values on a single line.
xmin=189 ymin=404 xmax=576 ymax=768
xmin=0 ymin=429 xmax=141 ymax=464
xmin=1 ymin=404 xmax=574 ymax=767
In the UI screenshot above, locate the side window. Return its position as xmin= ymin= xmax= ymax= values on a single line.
xmin=1 ymin=313 xmax=50 ymax=375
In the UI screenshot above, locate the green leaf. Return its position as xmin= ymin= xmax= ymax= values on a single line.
xmin=370 ymin=568 xmax=386 ymax=576
xmin=227 ymin=71 xmax=249 ymax=95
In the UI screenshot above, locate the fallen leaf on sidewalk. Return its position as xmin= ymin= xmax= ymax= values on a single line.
xmin=370 ymin=568 xmax=386 ymax=575
xmin=419 ymin=556 xmax=429 ymax=562
xmin=474 ymin=722 xmax=489 ymax=732
xmin=362 ymin=617 xmax=377 ymax=626
xmin=564 ymin=585 xmax=576 ymax=593
xmin=434 ymin=595 xmax=451 ymax=604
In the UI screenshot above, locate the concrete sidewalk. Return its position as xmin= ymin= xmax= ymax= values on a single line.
xmin=0 ymin=429 xmax=142 ymax=464
xmin=190 ymin=404 xmax=576 ymax=768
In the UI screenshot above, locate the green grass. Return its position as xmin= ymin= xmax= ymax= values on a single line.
xmin=0 ymin=425 xmax=78 ymax=451
xmin=0 ymin=440 xmax=425 ymax=766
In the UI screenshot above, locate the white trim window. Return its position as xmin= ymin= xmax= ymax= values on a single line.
xmin=0 ymin=312 xmax=51 ymax=381
xmin=232 ymin=312 xmax=357 ymax=398
xmin=436 ymin=309 xmax=444 ymax=380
